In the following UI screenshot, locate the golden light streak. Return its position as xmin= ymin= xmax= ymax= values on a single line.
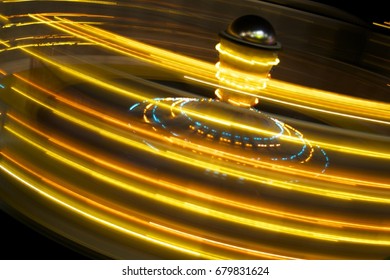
xmin=11 ymin=73 xmax=164 ymax=141
xmin=5 ymin=119 xmax=390 ymax=245
xmin=28 ymin=14 xmax=214 ymax=80
xmin=8 ymin=112 xmax=390 ymax=233
xmin=21 ymin=14 xmax=389 ymax=133
xmin=28 ymin=14 xmax=389 ymax=124
xmin=0 ymin=15 xmax=9 ymax=22
xmin=0 ymin=161 xmax=203 ymax=258
xmin=373 ymin=22 xmax=390 ymax=29
xmin=216 ymin=43 xmax=280 ymax=66
xmin=186 ymin=76 xmax=390 ymax=126
xmin=1 ymin=151 xmax=296 ymax=259
xmin=1 ymin=7 xmax=389 ymax=259
xmin=150 ymin=222 xmax=297 ymax=260
xmin=1 ymin=152 xmax=231 ymax=259
xmin=9 ymin=85 xmax=390 ymax=202
xmin=5 ymin=13 xmax=389 ymax=128
xmin=0 ymin=42 xmax=92 ymax=53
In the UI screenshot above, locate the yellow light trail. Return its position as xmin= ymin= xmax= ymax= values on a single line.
xmin=186 ymin=76 xmax=390 ymax=126
xmin=186 ymin=75 xmax=390 ymax=159
xmin=0 ymin=42 xmax=93 ymax=53
xmin=8 ymin=76 xmax=388 ymax=200
xmin=0 ymin=161 xmax=206 ymax=258
xmin=216 ymin=62 xmax=268 ymax=91
xmin=373 ymin=22 xmax=390 ymax=29
xmin=27 ymin=13 xmax=390 ymax=126
xmin=12 ymin=49 xmax=301 ymax=144
xmin=7 ymin=112 xmax=390 ymax=233
xmin=216 ymin=43 xmax=280 ymax=66
xmin=5 ymin=123 xmax=390 ymax=246
xmin=3 ymin=125 xmax=340 ymax=246
xmin=3 ymin=12 xmax=389 ymax=128
xmin=27 ymin=14 xmax=216 ymax=80
xmin=1 ymin=7 xmax=389 ymax=259
xmin=20 ymin=14 xmax=390 ymax=142
xmin=2 ymin=20 xmax=103 ymax=29
xmin=3 ymin=151 xmax=289 ymax=259
xmin=169 ymin=135 xmax=390 ymax=189
xmin=13 ymin=56 xmax=389 ymax=164
xmin=149 ymin=222 xmax=296 ymax=260
xmin=6 ymin=13 xmax=114 ymax=20
xmin=0 ymin=15 xmax=9 ymax=22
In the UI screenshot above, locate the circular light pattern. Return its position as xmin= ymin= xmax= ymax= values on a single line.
xmin=129 ymin=97 xmax=329 ymax=173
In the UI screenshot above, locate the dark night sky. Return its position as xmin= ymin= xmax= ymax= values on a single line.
xmin=260 ymin=0 xmax=388 ymax=34
xmin=311 ymin=0 xmax=388 ymax=23
xmin=260 ymin=0 xmax=389 ymax=35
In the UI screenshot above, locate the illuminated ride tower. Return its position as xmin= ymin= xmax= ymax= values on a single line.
xmin=215 ymin=15 xmax=281 ymax=108
xmin=129 ymin=15 xmax=328 ymax=171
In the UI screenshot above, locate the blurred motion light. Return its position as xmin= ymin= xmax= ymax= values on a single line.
xmin=216 ymin=15 xmax=281 ymax=107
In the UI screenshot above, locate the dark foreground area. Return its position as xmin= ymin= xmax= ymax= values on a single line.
xmin=0 ymin=206 xmax=92 ymax=259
